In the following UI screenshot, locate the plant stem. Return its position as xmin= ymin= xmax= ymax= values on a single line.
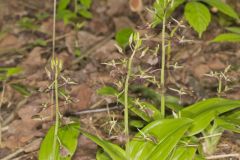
xmin=52 ymin=69 xmax=59 ymax=159
xmin=0 ymin=80 xmax=6 ymax=147
xmin=52 ymin=0 xmax=58 ymax=159
xmin=217 ymin=78 xmax=222 ymax=97
xmin=160 ymin=5 xmax=167 ymax=118
xmin=124 ymin=50 xmax=136 ymax=159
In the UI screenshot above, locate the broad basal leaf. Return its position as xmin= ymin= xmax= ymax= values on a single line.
xmin=184 ymin=2 xmax=211 ymax=37
xmin=39 ymin=123 xmax=80 ymax=160
xmin=129 ymin=118 xmax=192 ymax=160
xmin=211 ymin=33 xmax=240 ymax=42
xmin=216 ymin=117 xmax=240 ymax=133
xmin=201 ymin=0 xmax=239 ymax=19
xmin=96 ymin=150 xmax=111 ymax=160
xmin=226 ymin=27 xmax=240 ymax=34
xmin=58 ymin=123 xmax=80 ymax=159
xmin=97 ymin=86 xmax=158 ymax=122
xmin=39 ymin=126 xmax=58 ymax=160
xmin=169 ymin=146 xmax=197 ymax=160
xmin=181 ymin=98 xmax=240 ymax=135
xmin=80 ymin=129 xmax=126 ymax=160
xmin=130 ymin=85 xmax=182 ymax=112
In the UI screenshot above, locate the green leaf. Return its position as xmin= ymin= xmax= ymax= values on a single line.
xmin=129 ymin=118 xmax=192 ymax=160
xmin=134 ymin=101 xmax=161 ymax=120
xmin=97 ymin=86 xmax=153 ymax=122
xmin=78 ymin=9 xmax=93 ymax=19
xmin=152 ymin=0 xmax=186 ymax=27
xmin=10 ymin=83 xmax=31 ymax=97
xmin=130 ymin=85 xmax=182 ymax=112
xmin=170 ymin=146 xmax=197 ymax=160
xmin=122 ymin=97 xmax=152 ymax=122
xmin=226 ymin=27 xmax=240 ymax=34
xmin=39 ymin=125 xmax=59 ymax=160
xmin=225 ymin=110 xmax=240 ymax=119
xmin=6 ymin=67 xmax=22 ymax=77
xmin=18 ymin=17 xmax=39 ymax=31
xmin=130 ymin=120 xmax=145 ymax=128
xmin=216 ymin=117 xmax=240 ymax=133
xmin=0 ymin=67 xmax=22 ymax=78
xmin=58 ymin=123 xmax=80 ymax=159
xmin=57 ymin=10 xmax=77 ymax=24
xmin=211 ymin=33 xmax=240 ymax=42
xmin=115 ymin=28 xmax=134 ymax=48
xmin=97 ymin=86 xmax=119 ymax=96
xmin=79 ymin=0 xmax=92 ymax=9
xmin=201 ymin=0 xmax=239 ymax=19
xmin=39 ymin=123 xmax=80 ymax=160
xmin=58 ymin=0 xmax=71 ymax=11
xmin=80 ymin=129 xmax=126 ymax=160
xmin=184 ymin=2 xmax=211 ymax=37
xmin=33 ymin=39 xmax=47 ymax=47
xmin=181 ymin=98 xmax=240 ymax=135
xmin=187 ymin=111 xmax=216 ymax=136
xmin=96 ymin=150 xmax=111 ymax=160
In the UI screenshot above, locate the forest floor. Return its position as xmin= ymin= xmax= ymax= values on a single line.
xmin=0 ymin=0 xmax=240 ymax=159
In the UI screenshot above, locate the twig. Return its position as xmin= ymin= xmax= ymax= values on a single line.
xmin=69 ymin=105 xmax=122 ymax=116
xmin=0 ymin=81 xmax=6 ymax=147
xmin=206 ymin=153 xmax=240 ymax=159
xmin=3 ymin=99 xmax=27 ymax=126
xmin=0 ymin=149 xmax=23 ymax=160
xmin=199 ymin=133 xmax=222 ymax=140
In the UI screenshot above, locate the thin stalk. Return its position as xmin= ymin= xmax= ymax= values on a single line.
xmin=52 ymin=0 xmax=59 ymax=158
xmin=160 ymin=8 xmax=167 ymax=118
xmin=124 ymin=50 xmax=136 ymax=159
xmin=0 ymin=80 xmax=6 ymax=147
xmin=51 ymin=0 xmax=57 ymax=121
xmin=217 ymin=78 xmax=222 ymax=97
xmin=52 ymin=69 xmax=59 ymax=159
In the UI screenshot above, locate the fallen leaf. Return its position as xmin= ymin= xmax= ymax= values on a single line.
xmin=107 ymin=0 xmax=128 ymax=16
xmin=193 ymin=64 xmax=210 ymax=79
xmin=208 ymin=58 xmax=225 ymax=70
xmin=70 ymin=84 xmax=93 ymax=110
xmin=129 ymin=0 xmax=143 ymax=12
xmin=113 ymin=16 xmax=135 ymax=31
xmin=21 ymin=47 xmax=46 ymax=72
xmin=24 ymin=138 xmax=42 ymax=153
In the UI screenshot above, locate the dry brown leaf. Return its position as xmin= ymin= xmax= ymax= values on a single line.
xmin=113 ymin=16 xmax=135 ymax=31
xmin=70 ymin=84 xmax=93 ymax=110
xmin=193 ymin=64 xmax=210 ymax=79
xmin=129 ymin=0 xmax=143 ymax=12
xmin=0 ymin=34 xmax=22 ymax=50
xmin=21 ymin=47 xmax=46 ymax=72
xmin=65 ymin=31 xmax=75 ymax=54
xmin=5 ymin=120 xmax=41 ymax=149
xmin=208 ymin=58 xmax=225 ymax=70
xmin=24 ymin=138 xmax=42 ymax=153
xmin=107 ymin=0 xmax=128 ymax=16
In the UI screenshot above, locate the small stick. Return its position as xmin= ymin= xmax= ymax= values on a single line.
xmin=206 ymin=153 xmax=240 ymax=159
xmin=199 ymin=133 xmax=222 ymax=140
xmin=69 ymin=106 xmax=122 ymax=116
xmin=0 ymin=149 xmax=23 ymax=160
xmin=0 ymin=81 xmax=6 ymax=147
